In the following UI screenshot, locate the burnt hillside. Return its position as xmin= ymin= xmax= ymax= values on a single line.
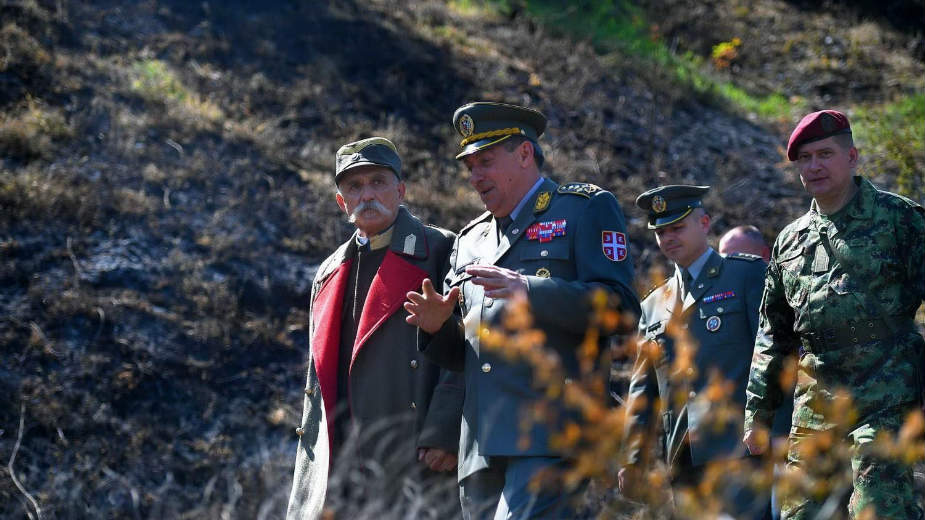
xmin=1 ymin=0 xmax=922 ymax=518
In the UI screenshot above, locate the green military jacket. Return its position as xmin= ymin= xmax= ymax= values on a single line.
xmin=745 ymin=177 xmax=925 ymax=432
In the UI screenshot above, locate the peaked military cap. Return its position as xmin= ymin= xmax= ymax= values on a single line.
xmin=636 ymin=185 xmax=710 ymax=229
xmin=452 ymin=102 xmax=547 ymax=160
xmin=335 ymin=137 xmax=402 ymax=184
xmin=787 ymin=110 xmax=852 ymax=161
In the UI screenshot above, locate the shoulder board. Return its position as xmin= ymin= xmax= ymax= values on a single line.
xmin=641 ymin=278 xmax=671 ymax=300
xmin=459 ymin=210 xmax=492 ymax=235
xmin=557 ymin=182 xmax=603 ymax=198
xmin=728 ymin=252 xmax=763 ymax=262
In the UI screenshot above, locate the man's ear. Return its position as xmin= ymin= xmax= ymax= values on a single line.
xmin=848 ymin=146 xmax=859 ymax=168
xmin=397 ymin=180 xmax=406 ymax=200
xmin=335 ymin=191 xmax=348 ymax=215
xmin=700 ymin=212 xmax=712 ymax=233
xmin=518 ymin=140 xmax=534 ymax=166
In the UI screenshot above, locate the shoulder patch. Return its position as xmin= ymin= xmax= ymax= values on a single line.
xmin=557 ymin=182 xmax=603 ymax=198
xmin=641 ymin=278 xmax=671 ymax=300
xmin=728 ymin=252 xmax=763 ymax=262
xmin=459 ymin=210 xmax=492 ymax=235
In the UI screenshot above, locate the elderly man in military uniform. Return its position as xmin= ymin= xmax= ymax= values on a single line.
xmin=287 ymin=137 xmax=463 ymax=520
xmin=743 ymin=110 xmax=925 ymax=519
xmin=622 ymin=185 xmax=769 ymax=517
xmin=404 ymin=102 xmax=639 ymax=519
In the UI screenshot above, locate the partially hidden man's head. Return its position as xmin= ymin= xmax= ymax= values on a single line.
xmin=636 ymin=184 xmax=712 ymax=268
xmin=787 ymin=110 xmax=858 ymax=201
xmin=452 ymin=102 xmax=547 ymax=217
xmin=718 ymin=225 xmax=770 ymax=262
xmin=334 ymin=137 xmax=405 ymax=237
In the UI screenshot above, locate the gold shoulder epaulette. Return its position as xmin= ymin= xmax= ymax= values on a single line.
xmin=557 ymin=182 xmax=603 ymax=198
xmin=729 ymin=252 xmax=762 ymax=262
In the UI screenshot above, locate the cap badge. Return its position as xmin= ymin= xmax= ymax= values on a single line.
xmin=652 ymin=195 xmax=667 ymax=214
xmin=459 ymin=114 xmax=474 ymax=138
xmin=534 ymin=191 xmax=551 ymax=213
xmin=535 ymin=267 xmax=551 ymax=278
xmin=706 ymin=315 xmax=722 ymax=332
xmin=602 ymin=230 xmax=628 ymax=262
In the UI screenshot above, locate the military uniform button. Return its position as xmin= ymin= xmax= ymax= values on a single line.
xmin=410 ymin=359 xmax=418 ymax=369
xmin=540 ymin=250 xmax=549 ymax=257
xmin=484 ymin=297 xmax=494 ymax=307
xmin=410 ymin=401 xmax=416 ymax=409
xmin=512 ymin=228 xmax=520 ymax=235
xmin=686 ymin=367 xmax=694 ymax=376
xmin=295 ymin=427 xmax=305 ymax=436
xmin=481 ymin=363 xmax=492 ymax=373
xmin=717 ymin=306 xmax=724 ymax=313
xmin=689 ymin=391 xmax=696 ymax=399
xmin=304 ymin=387 xmax=313 ymax=396
xmin=564 ymin=378 xmax=573 ymax=385
xmin=867 ymin=321 xmax=875 ymax=328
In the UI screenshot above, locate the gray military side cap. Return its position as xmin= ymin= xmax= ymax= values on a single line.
xmin=452 ymin=102 xmax=547 ymax=160
xmin=635 ymin=185 xmax=710 ymax=229
xmin=334 ymin=137 xmax=402 ymax=184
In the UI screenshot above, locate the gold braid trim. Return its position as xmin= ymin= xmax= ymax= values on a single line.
xmin=460 ymin=127 xmax=525 ymax=147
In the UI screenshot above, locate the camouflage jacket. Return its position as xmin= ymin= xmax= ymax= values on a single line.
xmin=745 ymin=176 xmax=925 ymax=432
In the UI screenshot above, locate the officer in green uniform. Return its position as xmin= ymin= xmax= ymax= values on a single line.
xmin=743 ymin=110 xmax=925 ymax=519
xmin=623 ymin=185 xmax=770 ymax=517
xmin=404 ymin=102 xmax=640 ymax=519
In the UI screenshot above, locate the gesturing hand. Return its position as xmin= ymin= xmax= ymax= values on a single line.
xmin=465 ymin=265 xmax=528 ymax=299
xmin=405 ymin=278 xmax=459 ymax=334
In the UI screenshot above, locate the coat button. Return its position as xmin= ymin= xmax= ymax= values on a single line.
xmin=540 ymin=250 xmax=549 ymax=257
xmin=481 ymin=363 xmax=492 ymax=373
xmin=512 ymin=228 xmax=520 ymax=235
xmin=410 ymin=401 xmax=416 ymax=409
xmin=717 ymin=306 xmax=724 ymax=313
xmin=689 ymin=391 xmax=696 ymax=399
xmin=295 ymin=427 xmax=305 ymax=436
xmin=484 ymin=297 xmax=494 ymax=307
xmin=410 ymin=359 xmax=418 ymax=369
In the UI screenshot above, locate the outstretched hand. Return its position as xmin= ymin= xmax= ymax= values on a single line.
xmin=465 ymin=265 xmax=528 ymax=299
xmin=405 ymin=278 xmax=459 ymax=334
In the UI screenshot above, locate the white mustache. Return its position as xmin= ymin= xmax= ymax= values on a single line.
xmin=348 ymin=200 xmax=389 ymax=222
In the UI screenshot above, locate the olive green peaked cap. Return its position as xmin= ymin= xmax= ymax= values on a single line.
xmin=452 ymin=102 xmax=547 ymax=160
xmin=334 ymin=137 xmax=402 ymax=184
xmin=636 ymin=185 xmax=711 ymax=229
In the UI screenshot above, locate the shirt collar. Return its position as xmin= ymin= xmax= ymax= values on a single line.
xmin=356 ymin=225 xmax=394 ymax=250
xmin=508 ymin=177 xmax=545 ymax=221
xmin=677 ymin=247 xmax=714 ymax=281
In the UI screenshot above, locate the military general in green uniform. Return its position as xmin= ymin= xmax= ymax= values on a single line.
xmin=743 ymin=110 xmax=925 ymax=519
xmin=623 ymin=185 xmax=770 ymax=518
xmin=404 ymin=102 xmax=640 ymax=519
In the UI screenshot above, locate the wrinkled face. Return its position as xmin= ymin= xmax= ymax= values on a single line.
xmin=654 ymin=211 xmax=710 ymax=268
xmin=335 ymin=165 xmax=404 ymax=236
xmin=795 ymin=136 xmax=857 ymax=202
xmin=461 ymin=141 xmax=530 ymax=217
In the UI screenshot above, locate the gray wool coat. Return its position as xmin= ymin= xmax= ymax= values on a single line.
xmin=286 ymin=207 xmax=463 ymax=520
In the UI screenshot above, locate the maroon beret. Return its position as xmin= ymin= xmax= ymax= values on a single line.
xmin=786 ymin=110 xmax=852 ymax=161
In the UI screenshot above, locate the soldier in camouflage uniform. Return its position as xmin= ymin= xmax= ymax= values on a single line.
xmin=743 ymin=110 xmax=925 ymax=519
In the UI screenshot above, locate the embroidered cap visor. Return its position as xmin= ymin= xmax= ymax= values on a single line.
xmin=452 ymin=102 xmax=547 ymax=159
